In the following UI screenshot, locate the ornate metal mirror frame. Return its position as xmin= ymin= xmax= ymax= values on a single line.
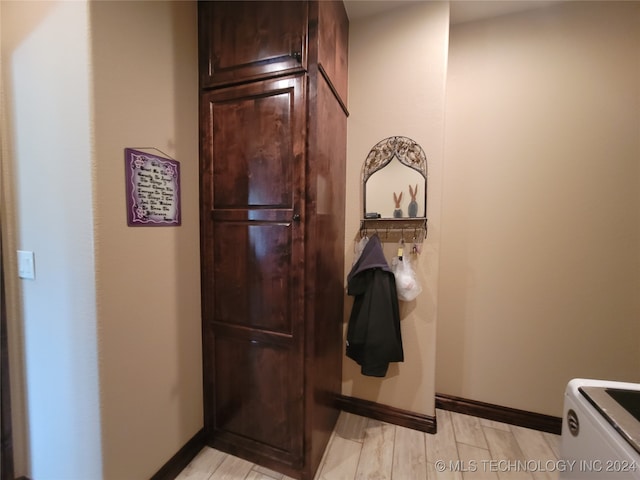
xmin=362 ymin=136 xmax=427 ymax=220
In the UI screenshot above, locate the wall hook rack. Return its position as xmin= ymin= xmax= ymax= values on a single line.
xmin=359 ymin=218 xmax=427 ymax=243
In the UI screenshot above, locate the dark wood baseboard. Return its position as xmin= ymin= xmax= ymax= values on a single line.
xmin=436 ymin=393 xmax=562 ymax=435
xmin=335 ymin=394 xmax=437 ymax=434
xmin=150 ymin=428 xmax=206 ymax=480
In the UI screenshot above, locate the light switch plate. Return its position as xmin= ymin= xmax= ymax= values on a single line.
xmin=17 ymin=250 xmax=35 ymax=280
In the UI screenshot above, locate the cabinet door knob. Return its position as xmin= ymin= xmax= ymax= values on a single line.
xmin=292 ymin=213 xmax=301 ymax=222
xmin=292 ymin=51 xmax=302 ymax=62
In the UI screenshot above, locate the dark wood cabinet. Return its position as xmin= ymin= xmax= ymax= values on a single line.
xmin=198 ymin=2 xmax=348 ymax=479
xmin=201 ymin=75 xmax=306 ymax=467
xmin=198 ymin=1 xmax=308 ymax=88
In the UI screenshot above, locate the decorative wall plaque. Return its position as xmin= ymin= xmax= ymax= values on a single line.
xmin=124 ymin=148 xmax=181 ymax=226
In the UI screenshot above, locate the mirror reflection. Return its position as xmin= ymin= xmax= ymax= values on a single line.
xmin=363 ymin=136 xmax=427 ymax=219
xmin=366 ymin=158 xmax=425 ymax=218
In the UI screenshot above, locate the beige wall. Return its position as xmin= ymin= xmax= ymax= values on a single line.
xmin=343 ymin=2 xmax=449 ymax=417
xmin=91 ymin=1 xmax=201 ymax=478
xmin=438 ymin=1 xmax=640 ymax=416
xmin=1 ymin=1 xmax=201 ymax=477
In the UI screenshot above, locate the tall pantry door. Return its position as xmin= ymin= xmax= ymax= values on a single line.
xmin=200 ymin=74 xmax=307 ymax=467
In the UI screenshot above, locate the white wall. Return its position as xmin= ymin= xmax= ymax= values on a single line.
xmin=1 ymin=1 xmax=200 ymax=478
xmin=1 ymin=1 xmax=102 ymax=477
xmin=344 ymin=1 xmax=449 ymax=417
xmin=438 ymin=1 xmax=640 ymax=416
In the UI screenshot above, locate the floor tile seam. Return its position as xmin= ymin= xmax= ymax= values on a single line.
xmin=323 ymin=415 xmax=380 ymax=479
xmin=223 ymin=454 xmax=255 ymax=480
xmin=507 ymin=424 xmax=559 ymax=461
xmin=480 ymin=426 xmax=538 ymax=480
xmin=389 ymin=423 xmax=403 ymax=480
xmin=496 ymin=470 xmax=535 ymax=480
xmin=450 ymin=412 xmax=490 ymax=450
xmin=455 ymin=439 xmax=493 ymax=460
xmin=207 ymin=453 xmax=229 ymax=480
xmin=451 ymin=430 xmax=490 ymax=451
xmin=480 ymin=426 xmax=510 ymax=464
xmin=390 ymin=427 xmax=428 ymax=480
xmin=424 ymin=419 xmax=463 ymax=480
xmin=335 ymin=419 xmax=368 ymax=444
xmin=248 ymin=464 xmax=282 ymax=480
xmin=482 ymin=424 xmax=531 ymax=463
xmin=313 ymin=428 xmax=339 ymax=480
xmin=470 ymin=439 xmax=533 ymax=480
xmin=540 ymin=432 xmax=560 ymax=460
xmin=354 ymin=419 xmax=375 ymax=478
xmin=201 ymin=449 xmax=228 ymax=480
xmin=389 ymin=424 xmax=399 ymax=480
xmin=435 ymin=410 xmax=464 ymax=466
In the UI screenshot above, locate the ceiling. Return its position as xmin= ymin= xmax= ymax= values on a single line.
xmin=343 ymin=1 xmax=561 ymax=24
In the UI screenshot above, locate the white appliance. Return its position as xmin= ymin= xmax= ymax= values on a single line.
xmin=560 ymin=378 xmax=640 ymax=479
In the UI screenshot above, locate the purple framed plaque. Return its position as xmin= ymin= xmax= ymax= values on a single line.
xmin=124 ymin=148 xmax=181 ymax=226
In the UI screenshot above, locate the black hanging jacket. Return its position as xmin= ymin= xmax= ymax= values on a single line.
xmin=346 ymin=234 xmax=403 ymax=377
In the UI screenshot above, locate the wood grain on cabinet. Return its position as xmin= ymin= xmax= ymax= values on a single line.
xmin=199 ymin=3 xmax=348 ymax=478
xmin=199 ymin=1 xmax=308 ymax=88
xmin=201 ymin=75 xmax=306 ymax=472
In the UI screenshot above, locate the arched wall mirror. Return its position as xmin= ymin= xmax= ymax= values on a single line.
xmin=363 ymin=136 xmax=427 ymax=220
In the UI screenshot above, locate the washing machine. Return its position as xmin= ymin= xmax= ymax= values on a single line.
xmin=560 ymin=378 xmax=640 ymax=479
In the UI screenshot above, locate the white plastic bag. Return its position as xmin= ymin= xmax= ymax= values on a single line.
xmin=353 ymin=235 xmax=369 ymax=265
xmin=392 ymin=255 xmax=422 ymax=301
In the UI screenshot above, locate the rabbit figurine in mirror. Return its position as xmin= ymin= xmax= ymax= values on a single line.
xmin=393 ymin=192 xmax=403 ymax=218
xmin=408 ymin=184 xmax=418 ymax=218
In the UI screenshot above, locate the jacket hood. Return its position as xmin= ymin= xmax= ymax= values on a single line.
xmin=347 ymin=234 xmax=391 ymax=282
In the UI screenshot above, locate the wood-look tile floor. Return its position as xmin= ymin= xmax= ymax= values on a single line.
xmin=177 ymin=409 xmax=561 ymax=480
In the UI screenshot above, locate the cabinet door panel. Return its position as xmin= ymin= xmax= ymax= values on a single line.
xmin=200 ymin=75 xmax=306 ymax=466
xmin=211 ymin=89 xmax=294 ymax=209
xmin=213 ymin=334 xmax=301 ymax=457
xmin=199 ymin=1 xmax=307 ymax=87
xmin=212 ymin=222 xmax=293 ymax=333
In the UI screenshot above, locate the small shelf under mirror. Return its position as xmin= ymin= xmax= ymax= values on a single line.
xmin=360 ymin=218 xmax=427 ymax=243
